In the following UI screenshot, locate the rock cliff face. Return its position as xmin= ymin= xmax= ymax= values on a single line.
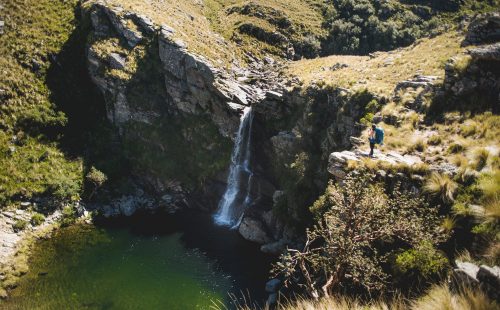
xmin=82 ymin=1 xmax=264 ymax=215
xmin=81 ymin=1 xmax=294 ymax=229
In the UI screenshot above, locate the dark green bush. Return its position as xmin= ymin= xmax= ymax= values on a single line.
xmin=321 ymin=0 xmax=440 ymax=55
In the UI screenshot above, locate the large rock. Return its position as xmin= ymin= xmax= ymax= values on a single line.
xmin=453 ymin=260 xmax=500 ymax=301
xmin=463 ymin=13 xmax=500 ymax=46
xmin=327 ymin=150 xmax=422 ymax=181
xmin=469 ymin=42 xmax=500 ymax=61
xmin=238 ymin=215 xmax=272 ymax=244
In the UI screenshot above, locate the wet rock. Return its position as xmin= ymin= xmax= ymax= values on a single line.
xmin=272 ymin=191 xmax=284 ymax=205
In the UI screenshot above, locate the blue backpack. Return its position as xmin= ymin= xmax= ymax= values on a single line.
xmin=375 ymin=127 xmax=384 ymax=145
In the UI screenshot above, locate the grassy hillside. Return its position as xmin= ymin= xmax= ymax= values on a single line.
xmin=0 ymin=0 xmax=83 ymax=207
xmin=0 ymin=0 xmax=127 ymax=209
xmin=96 ymin=0 xmax=499 ymax=63
xmin=288 ymin=30 xmax=463 ymax=95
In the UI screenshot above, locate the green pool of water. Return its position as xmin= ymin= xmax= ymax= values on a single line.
xmin=3 ymin=222 xmax=236 ymax=309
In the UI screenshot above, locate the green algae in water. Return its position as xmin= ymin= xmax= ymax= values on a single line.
xmin=3 ymin=224 xmax=233 ymax=309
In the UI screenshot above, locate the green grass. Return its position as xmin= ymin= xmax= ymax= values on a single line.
xmin=12 ymin=219 xmax=28 ymax=232
xmin=30 ymin=213 xmax=46 ymax=226
xmin=0 ymin=0 xmax=84 ymax=208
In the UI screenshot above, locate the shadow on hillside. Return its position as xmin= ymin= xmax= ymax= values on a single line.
xmin=425 ymin=59 xmax=499 ymax=123
xmin=44 ymin=4 xmax=130 ymax=196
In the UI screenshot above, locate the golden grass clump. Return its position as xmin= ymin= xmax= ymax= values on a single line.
xmin=411 ymin=284 xmax=498 ymax=310
xmin=228 ymin=285 xmax=498 ymax=310
xmin=472 ymin=148 xmax=490 ymax=171
xmin=427 ymin=135 xmax=442 ymax=146
xmin=407 ymin=138 xmax=426 ymax=153
xmin=478 ymin=171 xmax=500 ymax=222
xmin=424 ymin=173 xmax=458 ymax=203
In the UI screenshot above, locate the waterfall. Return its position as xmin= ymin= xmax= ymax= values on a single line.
xmin=214 ymin=107 xmax=254 ymax=228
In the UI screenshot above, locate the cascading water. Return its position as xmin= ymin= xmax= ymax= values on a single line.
xmin=214 ymin=107 xmax=254 ymax=228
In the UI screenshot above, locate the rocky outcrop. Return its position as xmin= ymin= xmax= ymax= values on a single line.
xmin=83 ymin=0 xmax=295 ymax=235
xmin=469 ymin=42 xmax=500 ymax=61
xmin=453 ymin=260 xmax=500 ymax=301
xmin=463 ymin=13 xmax=500 ymax=46
xmin=328 ymin=149 xmax=423 ymax=181
xmin=83 ymin=1 xmax=276 ymax=217
xmin=444 ymin=46 xmax=499 ymax=104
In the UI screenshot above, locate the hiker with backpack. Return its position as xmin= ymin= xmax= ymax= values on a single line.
xmin=368 ymin=124 xmax=384 ymax=157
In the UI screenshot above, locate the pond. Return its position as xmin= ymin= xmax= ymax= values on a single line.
xmin=3 ymin=211 xmax=273 ymax=309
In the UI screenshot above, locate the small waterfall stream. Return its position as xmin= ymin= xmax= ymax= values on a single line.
xmin=214 ymin=107 xmax=254 ymax=227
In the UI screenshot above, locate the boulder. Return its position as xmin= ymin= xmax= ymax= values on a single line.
xmin=328 ymin=150 xmax=422 ymax=181
xmin=463 ymin=13 xmax=500 ymax=46
xmin=265 ymin=278 xmax=281 ymax=293
xmin=453 ymin=261 xmax=500 ymax=301
xmin=395 ymin=75 xmax=438 ymax=91
xmin=238 ymin=216 xmax=272 ymax=244
xmin=469 ymin=42 xmax=500 ymax=61
xmin=477 ymin=265 xmax=500 ymax=290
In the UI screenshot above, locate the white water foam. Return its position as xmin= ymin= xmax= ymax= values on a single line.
xmin=214 ymin=107 xmax=254 ymax=228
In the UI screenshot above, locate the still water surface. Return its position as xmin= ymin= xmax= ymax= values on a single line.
xmin=3 ymin=212 xmax=272 ymax=309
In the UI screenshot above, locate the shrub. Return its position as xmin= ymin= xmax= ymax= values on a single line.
xmin=273 ymin=173 xmax=445 ymax=297
xmin=424 ymin=173 xmax=458 ymax=203
xmin=395 ymin=241 xmax=449 ymax=279
xmin=441 ymin=216 xmax=457 ymax=233
xmin=85 ymin=166 xmax=108 ymax=199
xmin=13 ymin=219 xmax=28 ymax=232
xmin=360 ymin=113 xmax=375 ymax=126
xmin=60 ymin=205 xmax=77 ymax=227
xmin=30 ymin=213 xmax=45 ymax=226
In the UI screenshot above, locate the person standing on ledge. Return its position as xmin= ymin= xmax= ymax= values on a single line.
xmin=368 ymin=124 xmax=384 ymax=157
